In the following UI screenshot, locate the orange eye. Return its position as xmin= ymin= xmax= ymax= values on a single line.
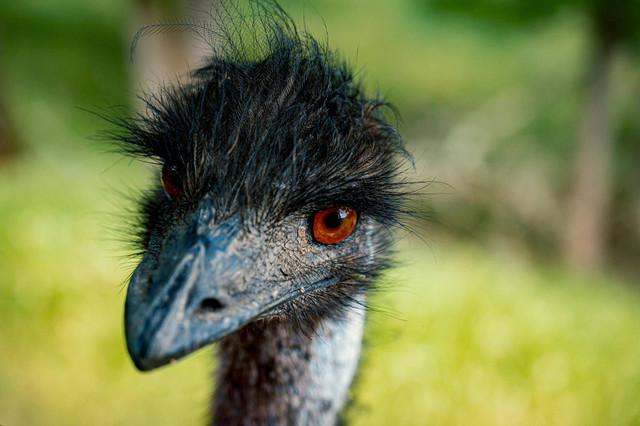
xmin=312 ymin=206 xmax=357 ymax=244
xmin=161 ymin=164 xmax=185 ymax=202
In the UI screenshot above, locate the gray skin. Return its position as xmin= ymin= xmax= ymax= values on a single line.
xmin=125 ymin=193 xmax=388 ymax=424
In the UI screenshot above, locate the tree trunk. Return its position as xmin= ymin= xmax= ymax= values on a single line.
xmin=561 ymin=38 xmax=616 ymax=269
xmin=0 ymin=97 xmax=19 ymax=159
xmin=132 ymin=0 xmax=211 ymax=102
xmin=0 ymin=51 xmax=21 ymax=160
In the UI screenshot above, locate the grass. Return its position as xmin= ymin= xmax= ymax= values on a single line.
xmin=350 ymin=247 xmax=640 ymax=425
xmin=0 ymin=146 xmax=639 ymax=425
xmin=2 ymin=156 xmax=640 ymax=425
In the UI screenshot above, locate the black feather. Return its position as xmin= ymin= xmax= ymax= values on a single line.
xmin=105 ymin=0 xmax=414 ymax=258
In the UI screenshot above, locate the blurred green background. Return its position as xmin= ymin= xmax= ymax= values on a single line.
xmin=1 ymin=0 xmax=640 ymax=424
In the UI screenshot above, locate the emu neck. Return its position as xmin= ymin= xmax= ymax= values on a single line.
xmin=212 ymin=307 xmax=365 ymax=425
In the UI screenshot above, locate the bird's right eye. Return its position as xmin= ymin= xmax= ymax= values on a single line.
xmin=161 ymin=164 xmax=185 ymax=202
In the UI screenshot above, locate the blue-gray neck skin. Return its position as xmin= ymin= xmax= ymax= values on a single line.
xmin=212 ymin=303 xmax=365 ymax=425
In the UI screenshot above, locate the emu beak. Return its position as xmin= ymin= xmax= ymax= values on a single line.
xmin=123 ymin=218 xmax=287 ymax=371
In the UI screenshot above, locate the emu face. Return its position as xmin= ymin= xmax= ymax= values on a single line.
xmin=126 ymin=192 xmax=384 ymax=370
xmin=118 ymin=24 xmax=408 ymax=371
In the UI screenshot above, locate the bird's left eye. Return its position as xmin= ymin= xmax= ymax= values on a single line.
xmin=312 ymin=206 xmax=358 ymax=244
xmin=161 ymin=164 xmax=185 ymax=202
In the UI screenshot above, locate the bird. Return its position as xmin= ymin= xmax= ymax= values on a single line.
xmin=109 ymin=1 xmax=412 ymax=424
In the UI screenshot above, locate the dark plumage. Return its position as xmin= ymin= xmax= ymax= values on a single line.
xmin=107 ymin=1 xmax=412 ymax=424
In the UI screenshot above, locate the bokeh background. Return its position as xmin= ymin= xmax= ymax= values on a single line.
xmin=1 ymin=0 xmax=640 ymax=424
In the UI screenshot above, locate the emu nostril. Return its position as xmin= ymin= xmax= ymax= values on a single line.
xmin=199 ymin=297 xmax=225 ymax=312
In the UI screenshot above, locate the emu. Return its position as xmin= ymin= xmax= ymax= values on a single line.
xmin=112 ymin=2 xmax=411 ymax=424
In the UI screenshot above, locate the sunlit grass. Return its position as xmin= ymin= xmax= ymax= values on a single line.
xmin=2 ymin=149 xmax=640 ymax=425
xmin=0 ymin=148 xmax=213 ymax=425
xmin=349 ymin=247 xmax=640 ymax=425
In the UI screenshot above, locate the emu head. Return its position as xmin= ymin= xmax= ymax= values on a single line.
xmin=114 ymin=9 xmax=410 ymax=371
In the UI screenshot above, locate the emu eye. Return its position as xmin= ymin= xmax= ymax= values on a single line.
xmin=161 ymin=164 xmax=185 ymax=202
xmin=312 ymin=206 xmax=358 ymax=244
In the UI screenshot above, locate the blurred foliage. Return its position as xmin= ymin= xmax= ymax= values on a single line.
xmin=422 ymin=0 xmax=640 ymax=270
xmin=1 ymin=0 xmax=640 ymax=424
xmin=428 ymin=0 xmax=640 ymax=45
